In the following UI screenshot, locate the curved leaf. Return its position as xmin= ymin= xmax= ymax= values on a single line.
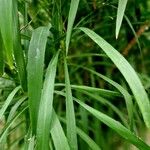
xmin=75 ymin=99 xmax=150 ymax=150
xmin=79 ymin=27 xmax=150 ymax=128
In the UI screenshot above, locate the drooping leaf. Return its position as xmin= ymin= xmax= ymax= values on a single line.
xmin=74 ymin=98 xmax=150 ymax=150
xmin=79 ymin=66 xmax=133 ymax=128
xmin=55 ymin=91 xmax=150 ymax=149
xmin=79 ymin=27 xmax=150 ymax=128
xmin=55 ymin=83 xmax=121 ymax=98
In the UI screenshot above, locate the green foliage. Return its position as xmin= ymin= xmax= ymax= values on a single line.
xmin=0 ymin=0 xmax=150 ymax=149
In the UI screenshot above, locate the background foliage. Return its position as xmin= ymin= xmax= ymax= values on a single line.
xmin=0 ymin=0 xmax=150 ymax=149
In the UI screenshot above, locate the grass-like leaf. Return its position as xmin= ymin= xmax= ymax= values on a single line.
xmin=64 ymin=58 xmax=78 ymax=150
xmin=79 ymin=27 xmax=150 ymax=128
xmin=55 ymin=83 xmax=121 ymax=98
xmin=77 ymin=127 xmax=101 ymax=150
xmin=60 ymin=117 xmax=101 ymax=150
xmin=0 ymin=0 xmax=13 ymax=69
xmin=66 ymin=0 xmax=80 ymax=55
xmin=0 ymin=106 xmax=27 ymax=143
xmin=27 ymin=25 xmax=50 ymax=133
xmin=80 ymin=66 xmax=133 ymax=128
xmin=50 ymin=110 xmax=70 ymax=150
xmin=75 ymin=99 xmax=150 ymax=150
xmin=81 ymin=91 xmax=128 ymax=127
xmin=7 ymin=96 xmax=27 ymax=122
xmin=12 ymin=0 xmax=27 ymax=91
xmin=0 ymin=32 xmax=4 ymax=76
xmin=116 ymin=0 xmax=128 ymax=38
xmin=0 ymin=86 xmax=21 ymax=120
xmin=36 ymin=51 xmax=59 ymax=150
xmin=124 ymin=15 xmax=142 ymax=54
xmin=55 ymin=91 xmax=150 ymax=149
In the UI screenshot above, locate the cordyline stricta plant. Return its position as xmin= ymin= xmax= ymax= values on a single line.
xmin=0 ymin=0 xmax=150 ymax=150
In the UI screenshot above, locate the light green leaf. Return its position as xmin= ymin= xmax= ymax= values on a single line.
xmin=79 ymin=27 xmax=150 ymax=128
xmin=27 ymin=25 xmax=50 ymax=133
xmin=0 ymin=86 xmax=21 ymax=120
xmin=116 ymin=0 xmax=128 ymax=38
xmin=55 ymin=83 xmax=121 ymax=98
xmin=80 ymin=66 xmax=133 ymax=128
xmin=0 ymin=106 xmax=27 ymax=143
xmin=36 ymin=51 xmax=59 ymax=150
xmin=0 ymin=0 xmax=13 ymax=69
xmin=0 ymin=32 xmax=4 ymax=76
xmin=66 ymin=0 xmax=80 ymax=55
xmin=75 ymin=99 xmax=150 ymax=150
xmin=64 ymin=58 xmax=78 ymax=150
xmin=81 ymin=91 xmax=128 ymax=127
xmin=60 ymin=117 xmax=101 ymax=150
xmin=77 ymin=127 xmax=101 ymax=150
xmin=50 ymin=110 xmax=70 ymax=150
xmin=7 ymin=96 xmax=27 ymax=122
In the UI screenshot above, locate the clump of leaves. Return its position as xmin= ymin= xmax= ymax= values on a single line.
xmin=0 ymin=0 xmax=150 ymax=149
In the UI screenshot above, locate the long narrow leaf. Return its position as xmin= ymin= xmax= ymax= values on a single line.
xmin=50 ymin=110 xmax=70 ymax=150
xmin=77 ymin=127 xmax=101 ymax=150
xmin=0 ymin=32 xmax=4 ymax=76
xmin=81 ymin=91 xmax=128 ymax=127
xmin=64 ymin=58 xmax=78 ymax=150
xmin=12 ymin=0 xmax=27 ymax=91
xmin=36 ymin=51 xmax=59 ymax=150
xmin=60 ymin=117 xmax=101 ymax=150
xmin=27 ymin=25 xmax=50 ymax=133
xmin=0 ymin=0 xmax=13 ymax=69
xmin=66 ymin=0 xmax=80 ymax=55
xmin=7 ymin=96 xmax=27 ymax=122
xmin=0 ymin=86 xmax=21 ymax=120
xmin=116 ymin=0 xmax=128 ymax=38
xmin=55 ymin=83 xmax=121 ymax=98
xmin=74 ymin=99 xmax=150 ymax=150
xmin=55 ymin=91 xmax=150 ymax=150
xmin=80 ymin=66 xmax=133 ymax=128
xmin=0 ymin=106 xmax=27 ymax=143
xmin=79 ymin=27 xmax=150 ymax=128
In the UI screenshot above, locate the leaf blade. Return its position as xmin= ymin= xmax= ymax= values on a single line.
xmin=0 ymin=0 xmax=13 ymax=69
xmin=79 ymin=27 xmax=150 ymax=128
xmin=64 ymin=58 xmax=78 ymax=150
xmin=75 ymin=99 xmax=150 ymax=150
xmin=50 ymin=110 xmax=70 ymax=150
xmin=36 ymin=51 xmax=59 ymax=150
xmin=116 ymin=0 xmax=128 ymax=38
xmin=27 ymin=25 xmax=50 ymax=133
xmin=66 ymin=0 xmax=80 ymax=55
xmin=0 ymin=86 xmax=21 ymax=120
